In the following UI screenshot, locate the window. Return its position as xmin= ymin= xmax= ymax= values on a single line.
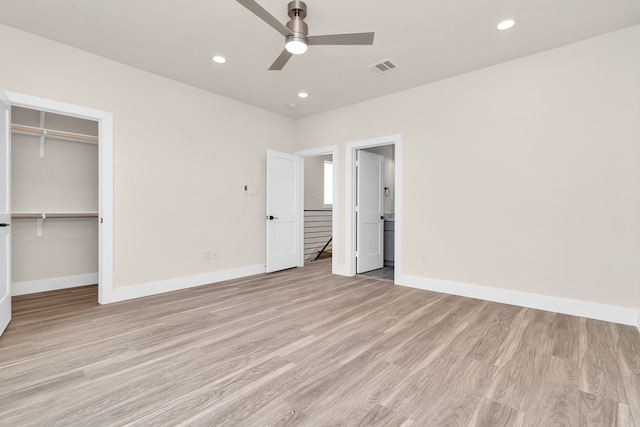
xmin=323 ymin=160 xmax=333 ymax=208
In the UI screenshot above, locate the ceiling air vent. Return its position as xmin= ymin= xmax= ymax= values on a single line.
xmin=366 ymin=59 xmax=398 ymax=75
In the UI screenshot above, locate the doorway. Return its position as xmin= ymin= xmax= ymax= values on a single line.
xmin=296 ymin=146 xmax=339 ymax=274
xmin=11 ymin=105 xmax=99 ymax=297
xmin=302 ymin=153 xmax=333 ymax=264
xmin=357 ymin=145 xmax=395 ymax=281
xmin=6 ymin=91 xmax=114 ymax=304
xmin=346 ymin=134 xmax=402 ymax=282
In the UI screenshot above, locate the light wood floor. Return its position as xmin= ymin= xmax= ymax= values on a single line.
xmin=1 ymin=260 xmax=639 ymax=426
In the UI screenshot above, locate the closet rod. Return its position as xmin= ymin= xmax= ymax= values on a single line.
xmin=11 ymin=124 xmax=99 ymax=144
xmin=11 ymin=213 xmax=99 ymax=220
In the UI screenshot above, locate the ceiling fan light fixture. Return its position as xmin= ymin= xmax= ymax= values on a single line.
xmin=285 ymin=36 xmax=308 ymax=54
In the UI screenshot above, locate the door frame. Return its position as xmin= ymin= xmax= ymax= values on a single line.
xmin=295 ymin=145 xmax=338 ymax=275
xmin=6 ymin=91 xmax=114 ymax=304
xmin=0 ymin=89 xmax=11 ymax=337
xmin=346 ymin=134 xmax=402 ymax=280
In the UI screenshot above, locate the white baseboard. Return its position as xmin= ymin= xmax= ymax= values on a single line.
xmin=101 ymin=264 xmax=266 ymax=304
xmin=12 ymin=273 xmax=99 ymax=296
xmin=397 ymin=273 xmax=639 ymax=327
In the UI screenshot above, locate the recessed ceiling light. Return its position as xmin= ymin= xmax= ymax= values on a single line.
xmin=212 ymin=55 xmax=226 ymax=64
xmin=298 ymin=92 xmax=309 ymax=98
xmin=497 ymin=19 xmax=515 ymax=30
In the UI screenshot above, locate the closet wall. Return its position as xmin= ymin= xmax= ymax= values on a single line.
xmin=11 ymin=106 xmax=98 ymax=292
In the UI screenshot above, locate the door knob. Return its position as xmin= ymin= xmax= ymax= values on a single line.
xmin=266 ymin=215 xmax=279 ymax=220
xmin=0 ymin=223 xmax=10 ymax=227
xmin=380 ymin=216 xmax=386 ymax=220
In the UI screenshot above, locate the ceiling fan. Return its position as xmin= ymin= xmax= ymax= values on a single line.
xmin=236 ymin=0 xmax=375 ymax=70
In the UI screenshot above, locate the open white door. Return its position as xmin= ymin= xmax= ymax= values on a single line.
xmin=266 ymin=150 xmax=302 ymax=273
xmin=356 ymin=149 xmax=384 ymax=273
xmin=0 ymin=89 xmax=11 ymax=337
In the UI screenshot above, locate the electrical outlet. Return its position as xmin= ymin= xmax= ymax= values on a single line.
xmin=212 ymin=249 xmax=218 ymax=259
xmin=202 ymin=250 xmax=212 ymax=260
xmin=420 ymin=253 xmax=426 ymax=263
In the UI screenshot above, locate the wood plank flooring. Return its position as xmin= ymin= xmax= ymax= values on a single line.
xmin=1 ymin=260 xmax=639 ymax=426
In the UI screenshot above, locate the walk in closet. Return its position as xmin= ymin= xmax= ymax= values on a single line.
xmin=10 ymin=106 xmax=99 ymax=295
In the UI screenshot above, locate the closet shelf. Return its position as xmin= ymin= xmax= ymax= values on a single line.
xmin=11 ymin=212 xmax=99 ymax=238
xmin=11 ymin=124 xmax=99 ymax=144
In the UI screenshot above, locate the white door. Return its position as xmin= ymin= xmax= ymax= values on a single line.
xmin=266 ymin=150 xmax=302 ymax=273
xmin=0 ymin=89 xmax=11 ymax=337
xmin=356 ymin=149 xmax=384 ymax=273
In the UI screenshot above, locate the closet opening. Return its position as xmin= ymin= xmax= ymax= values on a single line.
xmin=10 ymin=106 xmax=100 ymax=298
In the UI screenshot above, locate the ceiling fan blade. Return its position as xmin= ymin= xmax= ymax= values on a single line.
xmin=236 ymin=0 xmax=293 ymax=37
xmin=269 ymin=49 xmax=293 ymax=70
xmin=307 ymin=32 xmax=375 ymax=46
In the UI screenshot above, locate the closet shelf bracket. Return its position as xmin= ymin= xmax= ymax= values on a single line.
xmin=39 ymin=111 xmax=46 ymax=158
xmin=37 ymin=213 xmax=45 ymax=238
xmin=39 ymin=131 xmax=46 ymax=158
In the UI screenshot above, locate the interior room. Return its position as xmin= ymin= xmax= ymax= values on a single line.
xmin=0 ymin=1 xmax=639 ymax=425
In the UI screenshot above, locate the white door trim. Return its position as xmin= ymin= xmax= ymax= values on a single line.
xmin=295 ymin=145 xmax=339 ymax=275
xmin=0 ymin=88 xmax=11 ymax=337
xmin=6 ymin=91 xmax=114 ymax=304
xmin=345 ymin=134 xmax=402 ymax=281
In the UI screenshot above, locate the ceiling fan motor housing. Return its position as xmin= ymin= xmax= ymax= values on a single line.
xmin=287 ymin=1 xmax=307 ymax=19
xmin=286 ymin=0 xmax=308 ymax=38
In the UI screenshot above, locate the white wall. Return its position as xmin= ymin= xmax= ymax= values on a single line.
xmin=295 ymin=26 xmax=640 ymax=313
xmin=0 ymin=24 xmax=296 ymax=289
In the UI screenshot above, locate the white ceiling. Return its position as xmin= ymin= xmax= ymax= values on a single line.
xmin=1 ymin=0 xmax=639 ymax=118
